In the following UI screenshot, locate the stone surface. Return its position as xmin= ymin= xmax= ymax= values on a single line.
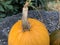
xmin=0 ymin=10 xmax=59 ymax=45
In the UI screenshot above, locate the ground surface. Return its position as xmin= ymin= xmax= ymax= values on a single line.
xmin=0 ymin=10 xmax=59 ymax=45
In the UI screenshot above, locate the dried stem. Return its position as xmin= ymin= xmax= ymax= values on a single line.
xmin=22 ymin=2 xmax=30 ymax=31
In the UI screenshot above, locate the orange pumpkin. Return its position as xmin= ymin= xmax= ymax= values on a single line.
xmin=8 ymin=2 xmax=50 ymax=45
xmin=8 ymin=18 xmax=50 ymax=45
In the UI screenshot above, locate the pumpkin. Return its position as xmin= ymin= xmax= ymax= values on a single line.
xmin=8 ymin=18 xmax=50 ymax=45
xmin=50 ymin=30 xmax=60 ymax=45
xmin=8 ymin=1 xmax=50 ymax=45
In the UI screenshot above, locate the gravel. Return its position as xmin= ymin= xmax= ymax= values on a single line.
xmin=0 ymin=10 xmax=59 ymax=45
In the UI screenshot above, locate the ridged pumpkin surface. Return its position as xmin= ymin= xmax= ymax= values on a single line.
xmin=8 ymin=18 xmax=50 ymax=45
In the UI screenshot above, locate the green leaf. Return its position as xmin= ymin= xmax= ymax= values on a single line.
xmin=1 ymin=2 xmax=8 ymax=10
xmin=0 ymin=5 xmax=4 ymax=12
xmin=3 ymin=4 xmax=13 ymax=10
xmin=29 ymin=2 xmax=33 ymax=6
xmin=0 ymin=14 xmax=6 ymax=18
xmin=5 ymin=0 xmax=12 ymax=4
xmin=20 ymin=0 xmax=24 ymax=4
xmin=6 ymin=5 xmax=13 ymax=10
xmin=15 ymin=0 xmax=18 ymax=3
xmin=0 ymin=18 xmax=4 ymax=22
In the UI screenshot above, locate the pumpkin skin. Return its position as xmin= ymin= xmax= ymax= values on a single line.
xmin=8 ymin=18 xmax=50 ymax=45
xmin=50 ymin=30 xmax=60 ymax=45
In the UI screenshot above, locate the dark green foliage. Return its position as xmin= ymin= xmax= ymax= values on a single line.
xmin=0 ymin=0 xmax=54 ymax=20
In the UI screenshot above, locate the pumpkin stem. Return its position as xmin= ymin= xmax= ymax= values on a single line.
xmin=22 ymin=2 xmax=30 ymax=31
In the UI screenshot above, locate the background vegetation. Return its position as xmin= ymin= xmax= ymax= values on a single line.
xmin=0 ymin=0 xmax=55 ymax=21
